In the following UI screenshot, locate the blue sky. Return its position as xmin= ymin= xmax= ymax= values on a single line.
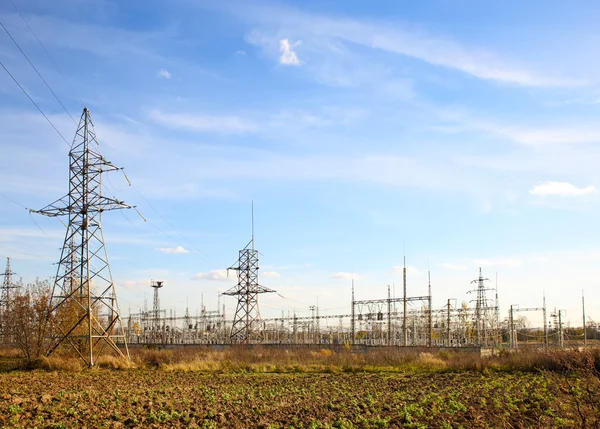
xmin=1 ymin=0 xmax=600 ymax=326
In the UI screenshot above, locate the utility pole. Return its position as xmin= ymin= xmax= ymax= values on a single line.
xmin=543 ymin=294 xmax=548 ymax=349
xmin=582 ymin=291 xmax=586 ymax=348
xmin=403 ymin=256 xmax=407 ymax=346
xmin=428 ymin=271 xmax=432 ymax=348
xmin=32 ymin=107 xmax=131 ymax=367
xmin=551 ymin=309 xmax=565 ymax=348
xmin=316 ymin=298 xmax=320 ymax=344
xmin=509 ymin=305 xmax=513 ymax=348
xmin=558 ymin=311 xmax=564 ymax=348
xmin=446 ymin=299 xmax=451 ymax=347
xmin=387 ymin=285 xmax=392 ymax=346
xmin=351 ymin=280 xmax=355 ymax=345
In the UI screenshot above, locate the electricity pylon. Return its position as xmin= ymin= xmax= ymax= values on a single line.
xmin=0 ymin=257 xmax=19 ymax=344
xmin=468 ymin=267 xmax=497 ymax=346
xmin=223 ymin=204 xmax=274 ymax=344
xmin=32 ymin=107 xmax=131 ymax=366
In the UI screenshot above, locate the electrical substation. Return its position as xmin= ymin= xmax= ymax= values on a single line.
xmin=0 ymin=107 xmax=596 ymax=363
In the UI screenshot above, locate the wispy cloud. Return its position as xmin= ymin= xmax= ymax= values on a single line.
xmin=157 ymin=245 xmax=189 ymax=254
xmin=529 ymin=181 xmax=597 ymax=197
xmin=279 ymin=39 xmax=301 ymax=65
xmin=158 ymin=69 xmax=171 ymax=79
xmin=502 ymin=128 xmax=600 ymax=146
xmin=440 ymin=263 xmax=467 ymax=271
xmin=262 ymin=271 xmax=281 ymax=277
xmin=231 ymin=2 xmax=581 ymax=87
xmin=332 ymin=272 xmax=360 ymax=280
xmin=149 ymin=110 xmax=259 ymax=133
xmin=5 ymin=12 xmax=166 ymax=60
xmin=192 ymin=269 xmax=230 ymax=281
xmin=473 ymin=258 xmax=522 ymax=268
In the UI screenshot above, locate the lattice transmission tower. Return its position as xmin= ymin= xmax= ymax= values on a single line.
xmin=468 ymin=267 xmax=498 ymax=346
xmin=223 ymin=205 xmax=274 ymax=344
xmin=0 ymin=257 xmax=19 ymax=344
xmin=32 ymin=107 xmax=131 ymax=366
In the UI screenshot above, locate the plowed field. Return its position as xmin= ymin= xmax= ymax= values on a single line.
xmin=0 ymin=369 xmax=592 ymax=428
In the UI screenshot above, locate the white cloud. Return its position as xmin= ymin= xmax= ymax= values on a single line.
xmin=149 ymin=110 xmax=258 ymax=133
xmin=473 ymin=258 xmax=522 ymax=268
xmin=235 ymin=4 xmax=580 ymax=87
xmin=332 ymin=272 xmax=360 ymax=280
xmin=279 ymin=39 xmax=301 ymax=65
xmin=235 ymin=50 xmax=246 ymax=55
xmin=262 ymin=271 xmax=281 ymax=277
xmin=529 ymin=181 xmax=597 ymax=197
xmin=392 ymin=265 xmax=420 ymax=275
xmin=440 ymin=263 xmax=467 ymax=271
xmin=158 ymin=69 xmax=171 ymax=79
xmin=157 ymin=245 xmax=189 ymax=254
xmin=119 ymin=280 xmax=148 ymax=291
xmin=192 ymin=269 xmax=230 ymax=281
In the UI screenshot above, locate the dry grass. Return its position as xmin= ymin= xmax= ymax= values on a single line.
xmin=36 ymin=356 xmax=83 ymax=372
xmin=94 ymin=355 xmax=137 ymax=370
xmin=3 ymin=345 xmax=600 ymax=376
xmin=129 ymin=346 xmax=600 ymax=375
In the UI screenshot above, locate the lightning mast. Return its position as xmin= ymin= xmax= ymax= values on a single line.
xmin=223 ymin=203 xmax=275 ymax=344
xmin=32 ymin=107 xmax=131 ymax=366
xmin=151 ymin=280 xmax=164 ymax=342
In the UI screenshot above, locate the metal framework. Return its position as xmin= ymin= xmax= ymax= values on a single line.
xmin=352 ymin=284 xmax=431 ymax=346
xmin=32 ymin=107 xmax=131 ymax=366
xmin=223 ymin=207 xmax=275 ymax=344
xmin=550 ymin=309 xmax=565 ymax=348
xmin=468 ymin=268 xmax=499 ymax=346
xmin=0 ymin=257 xmax=19 ymax=344
xmin=151 ymin=280 xmax=163 ymax=330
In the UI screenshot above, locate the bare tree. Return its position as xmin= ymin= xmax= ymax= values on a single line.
xmin=8 ymin=279 xmax=53 ymax=363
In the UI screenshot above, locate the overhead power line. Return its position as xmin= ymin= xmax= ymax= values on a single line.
xmin=9 ymin=0 xmax=84 ymax=107
xmin=0 ymin=19 xmax=76 ymax=124
xmin=0 ymin=59 xmax=70 ymax=147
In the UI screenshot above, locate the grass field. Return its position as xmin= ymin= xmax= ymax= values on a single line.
xmin=0 ymin=348 xmax=598 ymax=428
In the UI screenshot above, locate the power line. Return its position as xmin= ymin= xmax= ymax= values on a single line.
xmin=0 ymin=192 xmax=28 ymax=210
xmin=0 ymin=59 xmax=70 ymax=147
xmin=0 ymin=19 xmax=76 ymax=124
xmin=9 ymin=0 xmax=84 ymax=107
xmin=122 ymin=171 xmax=217 ymax=265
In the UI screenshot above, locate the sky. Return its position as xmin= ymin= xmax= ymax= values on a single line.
xmin=1 ymin=0 xmax=600 ymax=327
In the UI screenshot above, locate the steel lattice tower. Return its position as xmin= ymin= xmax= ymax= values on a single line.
xmin=151 ymin=280 xmax=163 ymax=338
xmin=468 ymin=267 xmax=497 ymax=346
xmin=223 ymin=206 xmax=274 ymax=344
xmin=32 ymin=107 xmax=131 ymax=366
xmin=0 ymin=257 xmax=19 ymax=343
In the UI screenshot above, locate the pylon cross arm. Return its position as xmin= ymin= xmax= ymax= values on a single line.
xmin=97 ymin=196 xmax=133 ymax=211
xmin=30 ymin=196 xmax=70 ymax=217
xmin=88 ymin=158 xmax=123 ymax=173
